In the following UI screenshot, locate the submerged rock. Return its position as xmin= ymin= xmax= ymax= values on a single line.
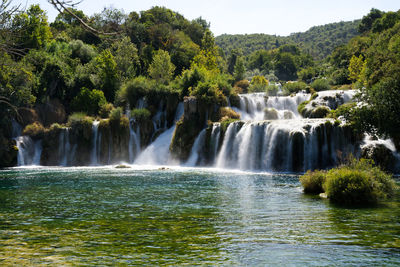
xmin=115 ymin=164 xmax=131 ymax=169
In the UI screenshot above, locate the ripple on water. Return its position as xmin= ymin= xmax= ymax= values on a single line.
xmin=0 ymin=167 xmax=399 ymax=265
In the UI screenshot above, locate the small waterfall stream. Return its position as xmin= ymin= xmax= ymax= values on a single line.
xmin=90 ymin=121 xmax=100 ymax=165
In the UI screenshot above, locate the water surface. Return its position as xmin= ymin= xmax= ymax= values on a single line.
xmin=0 ymin=167 xmax=399 ymax=265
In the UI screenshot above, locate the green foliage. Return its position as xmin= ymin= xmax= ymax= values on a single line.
xmin=300 ymin=170 xmax=326 ymax=194
xmin=117 ymin=76 xmax=152 ymax=107
xmin=348 ymin=55 xmax=366 ymax=83
xmin=310 ymin=106 xmax=330 ymax=118
xmin=95 ymin=49 xmax=120 ymax=102
xmin=22 ymin=122 xmax=45 ymax=138
xmin=178 ymin=65 xmax=207 ymax=97
xmin=266 ymin=84 xmax=279 ymax=96
xmin=359 ymin=8 xmax=384 ymax=33
xmin=189 ymin=80 xmax=226 ymax=105
xmin=71 ymin=87 xmax=107 ymax=115
xmin=233 ymin=56 xmax=246 ymax=81
xmin=109 ymin=107 xmax=123 ymax=123
xmin=99 ymin=103 xmax=114 ymax=118
xmin=68 ymin=112 xmax=93 ymax=125
xmin=149 ymin=50 xmax=175 ymax=84
xmin=323 ymin=158 xmax=396 ymax=205
xmin=69 ymin=39 xmax=96 ymax=64
xmin=131 ymin=108 xmax=151 ymax=122
xmin=12 ymin=4 xmax=52 ymax=49
xmin=283 ymin=81 xmax=306 ymax=94
xmin=311 ymin=79 xmax=331 ymax=91
xmin=328 ymin=102 xmax=356 ymax=119
xmin=297 ymin=100 xmax=310 ymax=116
xmin=249 ymin=75 xmax=268 ymax=92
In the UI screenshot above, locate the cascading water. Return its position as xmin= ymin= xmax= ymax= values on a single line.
xmin=185 ymin=129 xmax=207 ymax=166
xmin=90 ymin=121 xmax=100 ymax=165
xmin=212 ymin=119 xmax=356 ymax=172
xmin=59 ymin=128 xmax=71 ymax=166
xmin=128 ymin=120 xmax=140 ymax=164
xmin=134 ymin=102 xmax=184 ymax=166
xmin=15 ymin=136 xmax=42 ymax=166
xmin=184 ymin=90 xmax=371 ymax=171
xmin=235 ymin=92 xmax=310 ymax=120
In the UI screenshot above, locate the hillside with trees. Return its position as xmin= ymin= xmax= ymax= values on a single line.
xmin=216 ymin=20 xmax=360 ymax=60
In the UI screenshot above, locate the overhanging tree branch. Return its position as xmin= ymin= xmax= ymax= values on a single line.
xmin=48 ymin=0 xmax=120 ymax=36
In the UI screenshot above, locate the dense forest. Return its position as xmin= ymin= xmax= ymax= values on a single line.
xmin=216 ymin=20 xmax=360 ymax=60
xmin=0 ymin=0 xmax=400 ymax=168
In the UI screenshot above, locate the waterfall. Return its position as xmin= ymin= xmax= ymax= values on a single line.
xmin=210 ymin=123 xmax=221 ymax=163
xmin=213 ymin=119 xmax=356 ymax=172
xmin=134 ymin=102 xmax=184 ymax=166
xmin=90 ymin=121 xmax=100 ymax=165
xmin=59 ymin=128 xmax=71 ymax=166
xmin=235 ymin=92 xmax=310 ymax=120
xmin=134 ymin=126 xmax=176 ymax=165
xmin=186 ymin=129 xmax=207 ymax=166
xmin=15 ymin=136 xmax=42 ymax=166
xmin=128 ymin=121 xmax=140 ymax=163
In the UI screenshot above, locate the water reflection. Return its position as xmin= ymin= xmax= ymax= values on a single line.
xmin=0 ymin=167 xmax=399 ymax=265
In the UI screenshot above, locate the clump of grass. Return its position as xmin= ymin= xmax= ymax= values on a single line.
xmin=310 ymin=106 xmax=330 ymax=118
xmin=297 ymin=100 xmax=310 ymax=116
xmin=22 ymin=122 xmax=45 ymax=139
xmin=219 ymin=107 xmax=240 ymax=122
xmin=300 ymin=170 xmax=326 ymax=194
xmin=131 ymin=108 xmax=151 ymax=123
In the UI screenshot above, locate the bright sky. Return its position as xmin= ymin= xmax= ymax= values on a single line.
xmin=13 ymin=0 xmax=400 ymax=36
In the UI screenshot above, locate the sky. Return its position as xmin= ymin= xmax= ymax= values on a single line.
xmin=13 ymin=0 xmax=400 ymax=36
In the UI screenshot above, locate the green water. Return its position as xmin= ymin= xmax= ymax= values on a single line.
xmin=0 ymin=167 xmax=399 ymax=265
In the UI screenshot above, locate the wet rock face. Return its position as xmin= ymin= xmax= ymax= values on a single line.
xmin=361 ymin=143 xmax=397 ymax=173
xmin=0 ymin=133 xmax=17 ymax=167
xmin=36 ymin=98 xmax=66 ymax=126
xmin=183 ymin=96 xmax=198 ymax=121
xmin=301 ymin=90 xmax=356 ymax=118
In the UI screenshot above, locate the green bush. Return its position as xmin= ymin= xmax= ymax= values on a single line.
xmin=297 ymin=100 xmax=310 ymax=116
xmin=71 ymin=87 xmax=107 ymax=116
xmin=99 ymin=103 xmax=114 ymax=118
xmin=190 ymin=80 xmax=227 ymax=105
xmin=266 ymin=84 xmax=279 ymax=96
xmin=310 ymin=106 xmax=330 ymax=118
xmin=311 ymin=78 xmax=331 ymax=91
xmin=249 ymin=75 xmax=268 ymax=92
xmin=300 ymin=158 xmax=397 ymax=206
xmin=109 ymin=107 xmax=123 ymax=123
xmin=117 ymin=76 xmax=152 ymax=107
xmin=324 ymin=158 xmax=396 ymax=205
xmin=131 ymin=108 xmax=151 ymax=123
xmin=328 ymin=102 xmax=356 ymax=119
xmin=300 ymin=170 xmax=326 ymax=194
xmin=283 ymin=81 xmax=307 ymax=95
